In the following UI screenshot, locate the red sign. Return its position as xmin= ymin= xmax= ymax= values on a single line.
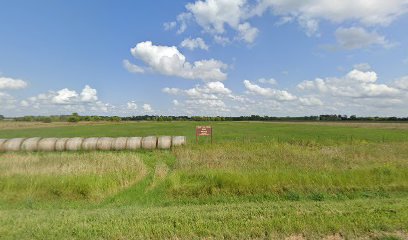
xmin=196 ymin=126 xmax=213 ymax=143
xmin=196 ymin=126 xmax=212 ymax=136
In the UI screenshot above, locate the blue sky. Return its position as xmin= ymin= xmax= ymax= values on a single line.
xmin=1 ymin=0 xmax=408 ymax=117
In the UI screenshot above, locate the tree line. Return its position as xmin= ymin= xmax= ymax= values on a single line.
xmin=1 ymin=113 xmax=408 ymax=123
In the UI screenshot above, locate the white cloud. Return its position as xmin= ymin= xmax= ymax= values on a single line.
xmin=299 ymin=97 xmax=323 ymax=106
xmin=163 ymin=81 xmax=232 ymax=98
xmin=180 ymin=37 xmax=209 ymax=50
xmin=142 ymin=104 xmax=153 ymax=112
xmin=243 ymin=80 xmax=297 ymax=101
xmin=80 ymin=85 xmax=98 ymax=102
xmin=253 ymin=0 xmax=408 ymax=27
xmin=353 ymin=63 xmax=372 ymax=71
xmin=175 ymin=0 xmax=258 ymax=43
xmin=258 ymin=78 xmax=277 ymax=85
xmin=176 ymin=12 xmax=193 ymax=34
xmin=129 ymin=41 xmax=227 ymax=81
xmin=298 ymin=68 xmax=400 ymax=98
xmin=20 ymin=100 xmax=29 ymax=107
xmin=0 ymin=77 xmax=28 ymax=90
xmin=52 ymin=88 xmax=79 ymax=104
xmin=395 ymin=76 xmax=408 ymax=90
xmin=0 ymin=92 xmax=17 ymax=109
xmin=297 ymin=16 xmax=320 ymax=37
xmin=214 ymin=35 xmax=231 ymax=45
xmin=19 ymin=85 xmax=112 ymax=114
xmin=186 ymin=0 xmax=247 ymax=33
xmin=335 ymin=27 xmax=392 ymax=49
xmin=123 ymin=59 xmax=144 ymax=73
xmin=127 ymin=101 xmax=138 ymax=110
xmin=237 ymin=22 xmax=259 ymax=42
xmin=163 ymin=21 xmax=177 ymax=31
xmin=162 ymin=81 xmax=245 ymax=114
xmin=171 ymin=0 xmax=408 ymax=42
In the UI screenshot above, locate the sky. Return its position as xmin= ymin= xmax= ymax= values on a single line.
xmin=1 ymin=0 xmax=408 ymax=117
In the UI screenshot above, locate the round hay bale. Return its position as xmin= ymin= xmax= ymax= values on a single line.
xmin=21 ymin=137 xmax=42 ymax=151
xmin=126 ymin=137 xmax=142 ymax=150
xmin=172 ymin=136 xmax=186 ymax=147
xmin=3 ymin=138 xmax=26 ymax=152
xmin=158 ymin=136 xmax=172 ymax=149
xmin=112 ymin=137 xmax=128 ymax=151
xmin=96 ymin=137 xmax=114 ymax=151
xmin=82 ymin=138 xmax=99 ymax=151
xmin=66 ymin=138 xmax=83 ymax=151
xmin=142 ymin=136 xmax=157 ymax=150
xmin=0 ymin=139 xmax=7 ymax=152
xmin=55 ymin=138 xmax=69 ymax=151
xmin=38 ymin=138 xmax=58 ymax=152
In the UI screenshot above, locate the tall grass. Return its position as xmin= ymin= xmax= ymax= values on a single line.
xmin=167 ymin=141 xmax=408 ymax=201
xmin=0 ymin=152 xmax=147 ymax=205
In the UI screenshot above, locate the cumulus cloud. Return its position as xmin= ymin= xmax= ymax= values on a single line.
xmin=128 ymin=41 xmax=227 ymax=81
xmin=123 ymin=59 xmax=144 ymax=73
xmin=298 ymin=68 xmax=400 ymax=98
xmin=173 ymin=0 xmax=258 ymax=43
xmin=237 ymin=22 xmax=259 ymax=42
xmin=52 ymin=88 xmax=79 ymax=104
xmin=395 ymin=76 xmax=408 ymax=90
xmin=127 ymin=101 xmax=138 ymax=110
xmin=0 ymin=77 xmax=28 ymax=90
xmin=335 ymin=27 xmax=393 ymax=49
xmin=0 ymin=92 xmax=17 ymax=109
xmin=163 ymin=81 xmax=232 ymax=99
xmin=252 ymin=0 xmax=408 ymax=27
xmin=18 ymin=85 xmax=113 ymax=115
xmin=299 ymin=97 xmax=323 ymax=106
xmin=170 ymin=0 xmax=408 ymax=42
xmin=173 ymin=99 xmax=180 ymax=106
xmin=180 ymin=37 xmax=209 ymax=50
xmin=186 ymin=0 xmax=247 ymax=33
xmin=243 ymin=80 xmax=297 ymax=101
xmin=162 ymin=81 xmax=246 ymax=114
xmin=142 ymin=103 xmax=153 ymax=112
xmin=80 ymin=85 xmax=98 ymax=102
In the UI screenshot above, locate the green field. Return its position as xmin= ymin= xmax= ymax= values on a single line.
xmin=1 ymin=121 xmax=408 ymax=239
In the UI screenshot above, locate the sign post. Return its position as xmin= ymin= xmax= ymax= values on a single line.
xmin=196 ymin=126 xmax=213 ymax=144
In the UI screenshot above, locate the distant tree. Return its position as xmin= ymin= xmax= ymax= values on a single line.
xmin=42 ymin=117 xmax=52 ymax=123
xmin=110 ymin=116 xmax=121 ymax=122
xmin=0 ymin=115 xmax=4 ymax=120
xmin=67 ymin=115 xmax=80 ymax=123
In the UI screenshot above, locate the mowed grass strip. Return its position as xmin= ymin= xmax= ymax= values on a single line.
xmin=0 ymin=152 xmax=147 ymax=205
xmin=0 ymin=198 xmax=407 ymax=239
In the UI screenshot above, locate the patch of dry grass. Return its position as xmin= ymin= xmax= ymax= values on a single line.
xmin=0 ymin=152 xmax=147 ymax=203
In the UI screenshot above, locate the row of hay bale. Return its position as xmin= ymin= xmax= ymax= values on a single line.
xmin=0 ymin=136 xmax=186 ymax=152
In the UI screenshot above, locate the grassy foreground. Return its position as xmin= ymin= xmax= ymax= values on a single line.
xmin=0 ymin=121 xmax=408 ymax=239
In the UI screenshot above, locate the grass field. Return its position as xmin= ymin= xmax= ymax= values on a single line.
xmin=1 ymin=121 xmax=408 ymax=239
